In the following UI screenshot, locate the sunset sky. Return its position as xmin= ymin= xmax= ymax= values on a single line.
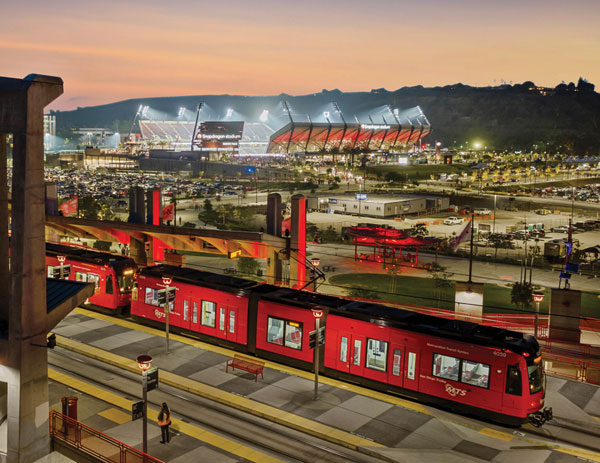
xmin=2 ymin=0 xmax=599 ymax=110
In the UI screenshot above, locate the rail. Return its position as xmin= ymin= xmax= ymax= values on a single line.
xmin=49 ymin=410 xmax=164 ymax=463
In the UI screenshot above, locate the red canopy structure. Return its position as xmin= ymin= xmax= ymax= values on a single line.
xmin=346 ymin=226 xmax=438 ymax=265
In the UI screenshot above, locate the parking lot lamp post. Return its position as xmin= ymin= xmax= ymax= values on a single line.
xmin=57 ymin=255 xmax=66 ymax=279
xmin=493 ymin=194 xmax=497 ymax=234
xmin=311 ymin=308 xmax=324 ymax=400
xmin=136 ymin=354 xmax=153 ymax=454
xmin=533 ymin=291 xmax=544 ymax=338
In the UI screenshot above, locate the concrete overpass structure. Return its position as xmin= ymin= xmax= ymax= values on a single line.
xmin=45 ymin=193 xmax=309 ymax=289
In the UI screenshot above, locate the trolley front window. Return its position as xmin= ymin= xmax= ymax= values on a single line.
xmin=528 ymin=360 xmax=544 ymax=394
xmin=118 ymin=273 xmax=134 ymax=293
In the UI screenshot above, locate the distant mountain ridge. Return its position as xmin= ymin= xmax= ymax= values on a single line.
xmin=52 ymin=79 xmax=600 ymax=154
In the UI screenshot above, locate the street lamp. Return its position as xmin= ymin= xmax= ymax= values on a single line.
xmin=532 ymin=291 xmax=544 ymax=338
xmin=136 ymin=354 xmax=152 ymax=454
xmin=57 ymin=255 xmax=66 ymax=279
xmin=311 ymin=307 xmax=324 ymax=400
xmin=310 ymin=258 xmax=321 ymax=291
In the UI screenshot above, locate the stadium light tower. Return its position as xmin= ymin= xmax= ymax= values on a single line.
xmin=259 ymin=109 xmax=269 ymax=122
xmin=178 ymin=107 xmax=186 ymax=118
xmin=128 ymin=104 xmax=145 ymax=141
xmin=226 ymin=108 xmax=233 ymax=118
xmin=282 ymin=101 xmax=294 ymax=124
xmin=387 ymin=105 xmax=401 ymax=125
xmin=332 ymin=102 xmax=346 ymax=125
xmin=190 ymin=102 xmax=204 ymax=151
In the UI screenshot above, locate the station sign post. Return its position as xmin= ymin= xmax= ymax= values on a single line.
xmin=136 ymin=354 xmax=153 ymax=454
xmin=311 ymin=307 xmax=324 ymax=400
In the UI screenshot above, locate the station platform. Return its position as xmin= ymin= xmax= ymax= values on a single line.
xmin=51 ymin=308 xmax=600 ymax=463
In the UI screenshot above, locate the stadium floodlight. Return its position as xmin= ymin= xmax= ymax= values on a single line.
xmin=393 ymin=108 xmax=399 ymax=117
xmin=259 ymin=109 xmax=269 ymax=122
xmin=226 ymin=108 xmax=233 ymax=118
xmin=178 ymin=107 xmax=186 ymax=118
xmin=137 ymin=104 xmax=143 ymax=115
xmin=323 ymin=111 xmax=330 ymax=119
xmin=141 ymin=105 xmax=150 ymax=118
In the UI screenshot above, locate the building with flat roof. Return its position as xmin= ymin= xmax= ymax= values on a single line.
xmin=307 ymin=194 xmax=449 ymax=218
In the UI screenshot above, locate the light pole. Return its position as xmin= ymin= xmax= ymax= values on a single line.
xmin=137 ymin=354 xmax=152 ymax=454
xmin=533 ymin=291 xmax=544 ymax=338
xmin=311 ymin=258 xmax=320 ymax=291
xmin=311 ymin=307 xmax=324 ymax=400
xmin=158 ymin=276 xmax=173 ymax=354
xmin=493 ymin=194 xmax=497 ymax=234
xmin=57 ymin=255 xmax=66 ymax=279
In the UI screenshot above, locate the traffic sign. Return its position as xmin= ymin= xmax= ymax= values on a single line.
xmin=132 ymin=400 xmax=143 ymax=421
xmin=146 ymin=367 xmax=159 ymax=391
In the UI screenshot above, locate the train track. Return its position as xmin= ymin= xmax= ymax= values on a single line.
xmin=48 ymin=346 xmax=391 ymax=463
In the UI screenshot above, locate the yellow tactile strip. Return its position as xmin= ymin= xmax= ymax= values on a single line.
xmin=74 ymin=308 xmax=429 ymax=414
xmin=56 ymin=333 xmax=382 ymax=451
xmin=49 ymin=369 xmax=284 ymax=463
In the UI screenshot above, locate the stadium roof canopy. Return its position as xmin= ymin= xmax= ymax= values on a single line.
xmin=267 ymin=120 xmax=430 ymax=154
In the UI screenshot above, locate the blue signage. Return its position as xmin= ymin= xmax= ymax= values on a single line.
xmin=356 ymin=194 xmax=367 ymax=200
xmin=328 ymin=198 xmax=337 ymax=204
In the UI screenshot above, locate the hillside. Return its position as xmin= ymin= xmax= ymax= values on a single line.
xmin=52 ymin=79 xmax=600 ymax=155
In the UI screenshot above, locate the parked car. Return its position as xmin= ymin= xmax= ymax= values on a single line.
xmin=474 ymin=208 xmax=492 ymax=215
xmin=509 ymin=230 xmax=530 ymax=240
xmin=444 ymin=217 xmax=463 ymax=225
xmin=535 ymin=209 xmax=552 ymax=215
xmin=529 ymin=229 xmax=545 ymax=238
xmin=551 ymin=225 xmax=569 ymax=233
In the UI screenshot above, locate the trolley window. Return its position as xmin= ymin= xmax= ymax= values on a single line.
xmin=392 ymin=349 xmax=402 ymax=376
xmin=267 ymin=316 xmax=303 ymax=350
xmin=183 ymin=300 xmax=189 ymax=321
xmin=366 ymin=339 xmax=388 ymax=372
xmin=219 ymin=308 xmax=226 ymax=331
xmin=461 ymin=360 xmax=490 ymax=388
xmin=192 ymin=302 xmax=198 ymax=324
xmin=48 ymin=265 xmax=71 ymax=279
xmin=340 ymin=337 xmax=348 ymax=362
xmin=506 ymin=365 xmax=522 ymax=396
xmin=353 ymin=339 xmax=361 ymax=366
xmin=106 ymin=275 xmax=114 ymax=295
xmin=76 ymin=272 xmax=99 ymax=289
xmin=201 ymin=301 xmax=216 ymax=327
xmin=433 ymin=353 xmax=460 ymax=382
xmin=229 ymin=310 xmax=235 ymax=333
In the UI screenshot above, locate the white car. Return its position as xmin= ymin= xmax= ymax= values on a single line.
xmin=474 ymin=208 xmax=492 ymax=215
xmin=444 ymin=217 xmax=463 ymax=225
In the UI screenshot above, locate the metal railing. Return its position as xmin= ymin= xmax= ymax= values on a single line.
xmin=49 ymin=410 xmax=164 ymax=463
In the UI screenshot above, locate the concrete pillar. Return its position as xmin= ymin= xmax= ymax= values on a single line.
xmin=44 ymin=182 xmax=58 ymax=216
xmin=289 ymin=194 xmax=307 ymax=289
xmin=128 ymin=187 xmax=145 ymax=224
xmin=549 ymin=289 xmax=581 ymax=343
xmin=0 ymin=74 xmax=63 ymax=463
xmin=129 ymin=236 xmax=150 ymax=266
xmin=146 ymin=189 xmax=162 ymax=226
xmin=266 ymin=194 xmax=283 ymax=285
xmin=0 ymin=134 xmax=8 ymax=329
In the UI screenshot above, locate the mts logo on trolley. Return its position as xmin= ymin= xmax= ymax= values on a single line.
xmin=445 ymin=383 xmax=467 ymax=397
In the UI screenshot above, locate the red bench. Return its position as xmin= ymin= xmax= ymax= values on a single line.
xmin=226 ymin=354 xmax=265 ymax=381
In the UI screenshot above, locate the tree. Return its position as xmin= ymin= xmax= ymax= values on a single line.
xmin=511 ymin=281 xmax=533 ymax=311
xmin=427 ymin=262 xmax=453 ymax=309
xmin=78 ymin=196 xmax=102 ymax=219
xmin=387 ymin=264 xmax=402 ymax=294
xmin=199 ymin=199 xmax=218 ymax=225
xmin=488 ymin=233 xmax=513 ymax=258
xmin=410 ymin=223 xmax=429 ymax=238
xmin=236 ymin=257 xmax=261 ymax=276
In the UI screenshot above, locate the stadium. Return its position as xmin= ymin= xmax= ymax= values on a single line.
xmin=136 ymin=100 xmax=430 ymax=161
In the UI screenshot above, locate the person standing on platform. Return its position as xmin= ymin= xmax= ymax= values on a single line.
xmin=158 ymin=402 xmax=171 ymax=443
